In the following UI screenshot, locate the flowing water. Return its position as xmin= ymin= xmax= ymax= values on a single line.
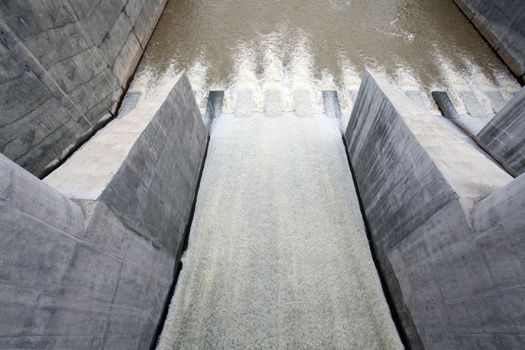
xmin=157 ymin=112 xmax=404 ymax=350
xmin=129 ymin=0 xmax=521 ymax=115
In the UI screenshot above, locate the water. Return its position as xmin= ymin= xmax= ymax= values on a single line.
xmin=129 ymin=0 xmax=521 ymax=114
xmin=157 ymin=113 xmax=403 ymax=350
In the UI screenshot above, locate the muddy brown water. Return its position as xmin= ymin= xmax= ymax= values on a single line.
xmin=131 ymin=0 xmax=520 ymax=111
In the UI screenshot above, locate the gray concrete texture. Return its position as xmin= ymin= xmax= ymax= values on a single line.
xmin=346 ymin=70 xmax=525 ymax=349
xmin=478 ymin=86 xmax=525 ymax=176
xmin=0 ymin=72 xmax=207 ymax=349
xmin=453 ymin=0 xmax=525 ymax=80
xmin=0 ymin=0 xmax=168 ymax=177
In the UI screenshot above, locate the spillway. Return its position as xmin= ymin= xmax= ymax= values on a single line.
xmin=156 ymin=107 xmax=403 ymax=349
xmin=2 ymin=0 xmax=525 ymax=349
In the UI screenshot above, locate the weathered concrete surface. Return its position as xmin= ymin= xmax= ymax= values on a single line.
xmin=0 ymin=73 xmax=207 ymax=349
xmin=478 ymin=87 xmax=525 ymax=176
xmin=0 ymin=152 xmax=174 ymax=350
xmin=0 ymin=0 xmax=168 ymax=177
xmin=157 ymin=112 xmax=402 ymax=350
xmin=346 ymin=70 xmax=520 ymax=349
xmin=46 ymin=72 xmax=207 ymax=257
xmin=453 ymin=0 xmax=525 ymax=80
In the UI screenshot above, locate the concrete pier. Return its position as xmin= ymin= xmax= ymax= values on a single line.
xmin=0 ymin=73 xmax=207 ymax=349
xmin=346 ymin=70 xmax=525 ymax=349
xmin=157 ymin=109 xmax=402 ymax=349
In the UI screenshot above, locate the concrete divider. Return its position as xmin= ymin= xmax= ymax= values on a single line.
xmin=0 ymin=72 xmax=207 ymax=349
xmin=345 ymin=70 xmax=525 ymax=349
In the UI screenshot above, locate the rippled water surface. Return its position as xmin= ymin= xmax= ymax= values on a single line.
xmin=131 ymin=0 xmax=520 ymax=112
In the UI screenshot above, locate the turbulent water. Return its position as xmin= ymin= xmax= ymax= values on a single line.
xmin=128 ymin=0 xmax=521 ymax=114
xmin=157 ymin=112 xmax=404 ymax=350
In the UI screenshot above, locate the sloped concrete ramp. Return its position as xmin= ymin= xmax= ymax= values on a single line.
xmin=157 ymin=113 xmax=403 ymax=349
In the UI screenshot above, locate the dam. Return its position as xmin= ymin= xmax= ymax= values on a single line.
xmin=1 ymin=0 xmax=525 ymax=349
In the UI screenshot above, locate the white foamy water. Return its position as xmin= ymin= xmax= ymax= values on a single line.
xmin=219 ymin=38 xmax=327 ymax=116
xmin=156 ymin=113 xmax=404 ymax=350
xmin=126 ymin=33 xmax=520 ymax=122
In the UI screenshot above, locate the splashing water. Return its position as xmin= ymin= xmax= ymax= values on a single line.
xmin=127 ymin=0 xmax=521 ymax=117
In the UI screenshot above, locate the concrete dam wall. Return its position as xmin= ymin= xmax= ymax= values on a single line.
xmin=0 ymin=73 xmax=207 ymax=349
xmin=453 ymin=0 xmax=525 ymax=81
xmin=0 ymin=0 xmax=167 ymax=177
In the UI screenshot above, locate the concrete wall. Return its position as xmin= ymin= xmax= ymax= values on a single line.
xmin=0 ymin=73 xmax=207 ymax=349
xmin=346 ymin=70 xmax=525 ymax=349
xmin=0 ymin=0 xmax=168 ymax=177
xmin=453 ymin=0 xmax=525 ymax=80
xmin=477 ymin=87 xmax=525 ymax=176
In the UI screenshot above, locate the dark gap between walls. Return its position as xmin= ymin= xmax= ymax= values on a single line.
xmin=150 ymin=136 xmax=210 ymax=350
